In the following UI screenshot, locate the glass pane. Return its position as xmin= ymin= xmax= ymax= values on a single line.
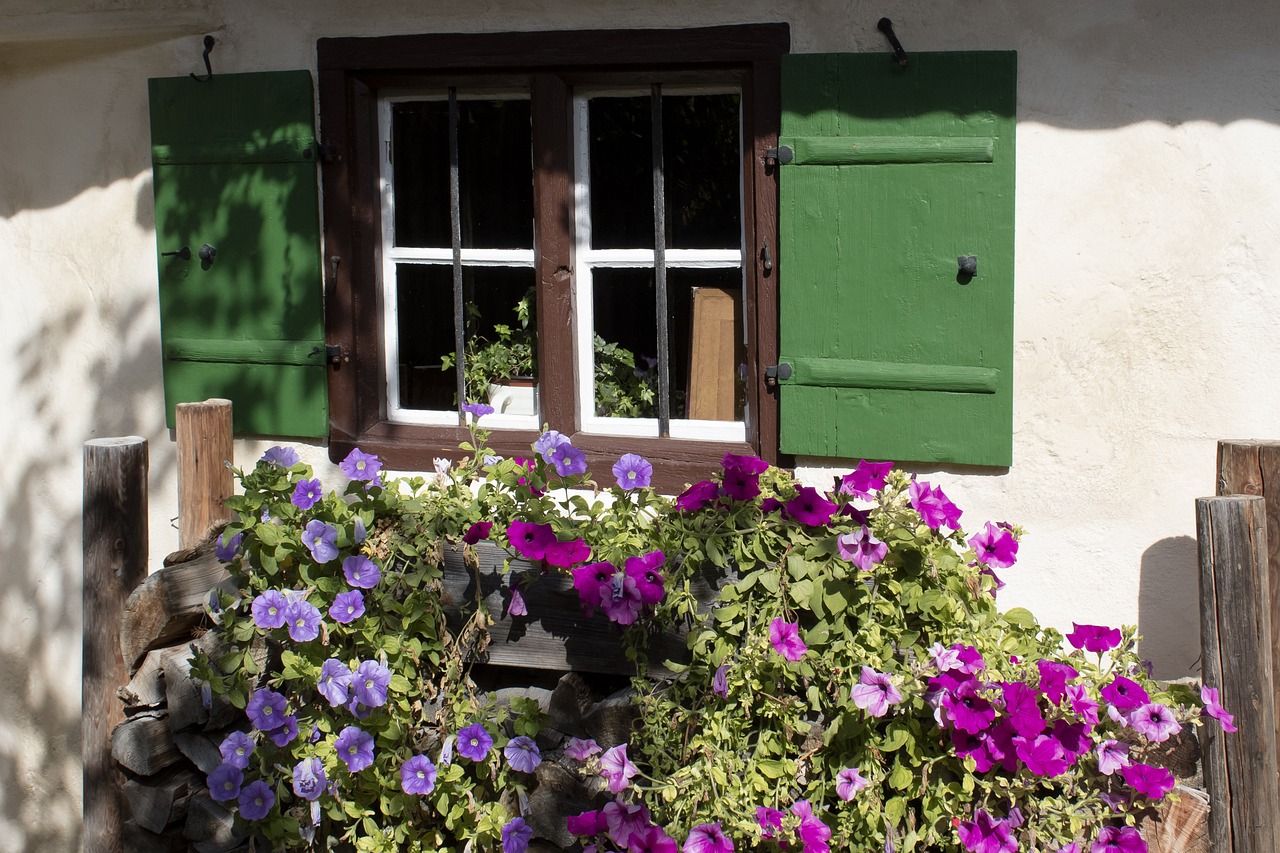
xmin=589 ymin=97 xmax=654 ymax=249
xmin=665 ymin=94 xmax=742 ymax=249
xmin=395 ymin=265 xmax=538 ymax=412
xmin=592 ymin=269 xmax=658 ymax=417
xmin=392 ymin=98 xmax=532 ymax=249
xmin=668 ymin=268 xmax=745 ymax=422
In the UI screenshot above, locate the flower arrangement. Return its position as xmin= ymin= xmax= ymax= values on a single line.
xmin=194 ymin=415 xmax=1232 ymax=853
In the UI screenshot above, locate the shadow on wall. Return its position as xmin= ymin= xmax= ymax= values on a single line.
xmin=1138 ymin=536 xmax=1202 ymax=680
xmin=0 ymin=293 xmax=172 ymax=852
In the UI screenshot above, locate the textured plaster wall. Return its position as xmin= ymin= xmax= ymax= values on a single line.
xmin=2 ymin=0 xmax=1278 ymax=847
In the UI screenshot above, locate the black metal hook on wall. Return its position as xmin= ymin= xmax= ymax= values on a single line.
xmin=190 ymin=35 xmax=216 ymax=82
xmin=877 ymin=18 xmax=908 ymax=66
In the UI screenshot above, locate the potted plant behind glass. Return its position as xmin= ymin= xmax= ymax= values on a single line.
xmin=441 ymin=290 xmax=538 ymax=415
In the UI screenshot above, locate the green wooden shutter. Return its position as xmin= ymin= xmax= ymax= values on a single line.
xmin=777 ymin=52 xmax=1015 ymax=466
xmin=149 ymin=70 xmax=327 ymax=437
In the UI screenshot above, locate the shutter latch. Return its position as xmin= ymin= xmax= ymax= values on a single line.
xmin=764 ymin=146 xmax=794 ymax=167
xmin=764 ymin=362 xmax=793 ymax=388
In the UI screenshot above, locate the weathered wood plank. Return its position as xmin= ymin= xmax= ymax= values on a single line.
xmin=175 ymin=731 xmax=223 ymax=776
xmin=84 ymin=436 xmax=149 ymax=853
xmin=120 ymin=549 xmax=233 ymax=674
xmin=1197 ymin=495 xmax=1280 ymax=853
xmin=176 ymin=399 xmax=235 ymax=549
xmin=184 ymin=790 xmax=247 ymax=853
xmin=112 ymin=711 xmax=182 ymax=776
xmin=124 ymin=765 xmax=200 ymax=834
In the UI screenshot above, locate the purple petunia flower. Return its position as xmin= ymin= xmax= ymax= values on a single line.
xmin=942 ymin=680 xmax=995 ymax=734
xmin=566 ymin=809 xmax=608 ymax=836
xmin=599 ymin=743 xmax=639 ymax=793
xmin=1067 ymin=683 xmax=1101 ymax=725
xmin=462 ymin=402 xmax=495 ymax=419
xmin=457 ymin=723 xmax=493 ymax=761
xmin=261 ymin=445 xmax=301 ymax=468
xmin=463 ymin=521 xmax=493 ymax=544
xmin=969 ymin=521 xmax=1019 ymax=569
xmin=504 ymin=736 xmax=542 ymax=773
xmin=401 ymin=754 xmax=437 ymax=795
xmin=572 ymin=562 xmax=614 ymax=615
xmin=508 ymin=582 xmax=528 ymax=617
xmin=507 ymin=520 xmax=557 ymax=561
xmin=237 ymin=779 xmax=274 ymax=820
xmin=790 ymin=800 xmax=831 ymax=852
xmin=837 ymin=460 xmax=893 ymax=500
xmin=1121 ymin=762 xmax=1175 ymax=800
xmin=1014 ymin=734 xmax=1069 ymax=777
xmin=721 ymin=452 xmax=768 ymax=502
xmin=1200 ymin=685 xmax=1238 ymax=732
xmin=1091 ymin=825 xmax=1146 ymax=853
xmin=785 ymin=487 xmax=837 ymax=527
xmin=957 ymin=810 xmax=1018 ymax=853
xmin=207 ymin=763 xmax=243 ymax=802
xmin=292 ymin=478 xmax=323 ymax=510
xmin=534 ymin=429 xmax=568 ymax=458
xmin=543 ymin=437 xmax=587 ymax=477
xmin=768 ymin=618 xmax=808 ymax=662
xmin=215 ymin=531 xmax=244 ymax=562
xmin=1037 ymin=659 xmax=1080 ymax=705
xmin=342 ymin=555 xmax=381 ymax=589
xmin=317 ymin=659 xmax=353 ymax=708
xmin=292 ymin=757 xmax=326 ymax=801
xmin=757 ymin=807 xmax=784 ymax=840
xmin=246 ymin=689 xmax=288 ymax=731
xmin=851 ymin=667 xmax=903 ymax=717
xmin=1129 ymin=703 xmax=1182 ymax=743
xmin=1052 ymin=719 xmax=1092 ymax=760
xmin=1096 ymin=739 xmax=1131 ymax=775
xmin=1067 ymin=623 xmax=1123 ymax=653
xmin=544 ymin=536 xmax=591 ymax=568
xmin=604 ymin=801 xmax=651 ymax=848
xmin=624 ymin=551 xmax=666 ymax=604
xmin=502 ymin=817 xmax=533 ymax=853
xmin=219 ymin=731 xmax=254 ymax=769
xmin=835 ymin=767 xmax=870 ymax=800
xmin=252 ymin=590 xmax=289 ymax=630
xmin=712 ymin=663 xmax=730 ymax=699
xmin=675 ymin=480 xmax=719 ymax=512
xmin=1100 ymin=676 xmax=1149 ymax=712
xmin=284 ymin=599 xmax=322 ymax=642
xmin=564 ymin=737 xmax=601 ymax=761
xmin=340 ymin=448 xmax=382 ymax=482
xmin=1001 ymin=681 xmax=1046 ymax=737
xmin=836 ymin=526 xmax=887 ymax=571
xmin=684 ymin=822 xmax=734 ymax=853
xmin=601 ymin=570 xmax=644 ymax=625
xmin=335 ymin=726 xmax=375 ymax=772
xmin=269 ymin=715 xmax=299 ymax=747
xmin=353 ymin=659 xmax=391 ymax=708
xmin=330 ymin=589 xmax=366 ymax=624
xmin=630 ymin=825 xmax=679 ymax=853
xmin=613 ymin=453 xmax=653 ymax=490
xmin=909 ymin=480 xmax=963 ymax=530
xmin=302 ymin=520 xmax=339 ymax=564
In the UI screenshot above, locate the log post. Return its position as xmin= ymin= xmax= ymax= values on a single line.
xmin=1197 ymin=495 xmax=1280 ymax=853
xmin=83 ymin=436 xmax=149 ymax=853
xmin=176 ymin=399 xmax=234 ymax=549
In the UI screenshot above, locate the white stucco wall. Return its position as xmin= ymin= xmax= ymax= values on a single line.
xmin=3 ymin=0 xmax=1279 ymax=847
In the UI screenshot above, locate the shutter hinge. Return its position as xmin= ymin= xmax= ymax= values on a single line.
xmin=325 ymin=344 xmax=345 ymax=365
xmin=764 ymin=146 xmax=794 ymax=167
xmin=764 ymin=362 xmax=793 ymax=388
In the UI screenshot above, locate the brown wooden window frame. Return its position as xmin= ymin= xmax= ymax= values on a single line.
xmin=318 ymin=24 xmax=788 ymax=493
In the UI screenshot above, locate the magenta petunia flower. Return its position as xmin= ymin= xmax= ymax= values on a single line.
xmin=790 ymin=800 xmax=831 ymax=852
xmin=251 ymin=590 xmax=289 ymax=630
xmin=835 ymin=767 xmax=870 ymax=800
xmin=629 ymin=824 xmax=679 ymax=853
xmin=269 ymin=715 xmax=298 ymax=747
xmin=544 ymin=536 xmax=591 ymax=568
xmin=599 ymin=743 xmax=639 ymax=793
xmin=507 ymin=520 xmax=557 ymax=561
xmin=284 ymin=599 xmax=322 ymax=642
xmin=1001 ymin=681 xmax=1046 ymax=737
xmin=1129 ymin=703 xmax=1182 ymax=743
xmin=502 ymin=817 xmax=532 ymax=853
xmin=342 ymin=555 xmax=381 ymax=589
xmin=1121 ymin=762 xmax=1175 ymax=800
xmin=246 ymin=688 xmax=288 ymax=732
xmin=956 ymin=809 xmax=1018 ymax=853
xmin=756 ymin=807 xmax=784 ymax=840
xmin=400 ymin=754 xmax=437 ymax=795
xmin=292 ymin=477 xmax=323 ymax=509
xmin=675 ymin=480 xmax=719 ymax=512
xmin=463 ymin=521 xmax=493 ymax=544
xmin=721 ymin=451 xmax=768 ymax=501
xmin=504 ymin=736 xmax=542 ymax=773
xmin=461 ymin=402 xmax=494 ymax=419
xmin=785 ymin=487 xmax=837 ymax=527
xmin=207 ymin=763 xmax=243 ymax=802
xmin=1091 ymin=825 xmax=1146 ymax=853
xmin=603 ymin=800 xmax=651 ymax=848
xmin=1014 ymin=733 xmax=1069 ymax=777
xmin=625 ymin=551 xmax=666 ymax=604
xmin=1096 ymin=739 xmax=1131 ymax=775
xmin=564 ymin=737 xmax=600 ymax=761
xmin=1037 ymin=659 xmax=1079 ymax=705
xmin=850 ymin=666 xmax=903 ymax=717
xmin=836 ymin=526 xmax=887 ymax=571
xmin=292 ymin=756 xmax=326 ymax=801
xmin=1052 ymin=719 xmax=1091 ymax=760
xmin=457 ymin=723 xmax=493 ymax=761
xmin=930 ymin=642 xmax=963 ymax=672
xmin=969 ymin=521 xmax=1018 ymax=569
xmin=1066 ymin=623 xmax=1123 ymax=653
xmin=340 ymin=448 xmax=382 ymax=482
xmin=1067 ymin=683 xmax=1101 ymax=725
xmin=954 ymin=644 xmax=987 ymax=674
xmin=942 ymin=680 xmax=996 ymax=734
xmin=1100 ymin=676 xmax=1149 ymax=712
xmin=722 ymin=452 xmax=769 ymax=475
xmin=317 ymin=659 xmax=352 ymax=708
xmin=335 ymin=725 xmax=375 ymax=772
xmin=769 ymin=618 xmax=808 ymax=662
xmin=301 ymin=520 xmax=339 ymax=563
xmin=330 ymin=589 xmax=365 ymax=624
xmin=237 ymin=779 xmax=274 ymax=820
xmin=601 ymin=570 xmax=645 ymax=625
xmin=353 ymin=659 xmax=391 ymax=708
xmin=613 ymin=453 xmax=654 ymax=490
xmin=219 ymin=731 xmax=254 ymax=769
xmin=547 ymin=441 xmax=588 ymax=477
xmin=684 ymin=822 xmax=734 ymax=853
xmin=909 ymin=480 xmax=963 ymax=530
xmin=837 ymin=460 xmax=893 ymax=500
xmin=712 ymin=663 xmax=730 ymax=699
xmin=572 ymin=562 xmax=615 ymax=614
xmin=261 ymin=445 xmax=300 ymax=468
xmin=566 ymin=809 xmax=608 ymax=835
xmin=1200 ymin=685 xmax=1238 ymax=732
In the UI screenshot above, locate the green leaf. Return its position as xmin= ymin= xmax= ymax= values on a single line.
xmin=889 ymin=762 xmax=913 ymax=790
xmin=1002 ymin=607 xmax=1039 ymax=629
xmin=255 ymin=522 xmax=280 ymax=547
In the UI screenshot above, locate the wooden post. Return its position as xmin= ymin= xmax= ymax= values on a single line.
xmin=175 ymin=399 xmax=233 ymax=549
xmin=1197 ymin=495 xmax=1280 ymax=853
xmin=83 ymin=436 xmax=149 ymax=853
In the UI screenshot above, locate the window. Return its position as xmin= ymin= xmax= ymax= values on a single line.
xmin=319 ymin=26 xmax=788 ymax=490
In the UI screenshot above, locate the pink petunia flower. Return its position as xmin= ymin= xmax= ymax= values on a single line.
xmin=1091 ymin=825 xmax=1146 ymax=853
xmin=1066 ymin=623 xmax=1123 ymax=653
xmin=599 ymin=744 xmax=639 ymax=794
xmin=769 ymin=618 xmax=808 ymax=661
xmin=909 ymin=480 xmax=963 ymax=530
xmin=850 ymin=666 xmax=903 ymax=718
xmin=836 ymin=526 xmax=888 ymax=571
xmin=837 ymin=459 xmax=893 ymax=500
xmin=835 ymin=767 xmax=870 ymax=800
xmin=1121 ymin=762 xmax=1175 ymax=800
xmin=956 ymin=809 xmax=1018 ymax=853
xmin=1200 ymin=685 xmax=1238 ymax=732
xmin=684 ymin=822 xmax=734 ymax=853
xmin=1095 ymin=739 xmax=1131 ymax=776
xmin=1129 ymin=703 xmax=1182 ymax=743
xmin=968 ymin=521 xmax=1018 ymax=568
